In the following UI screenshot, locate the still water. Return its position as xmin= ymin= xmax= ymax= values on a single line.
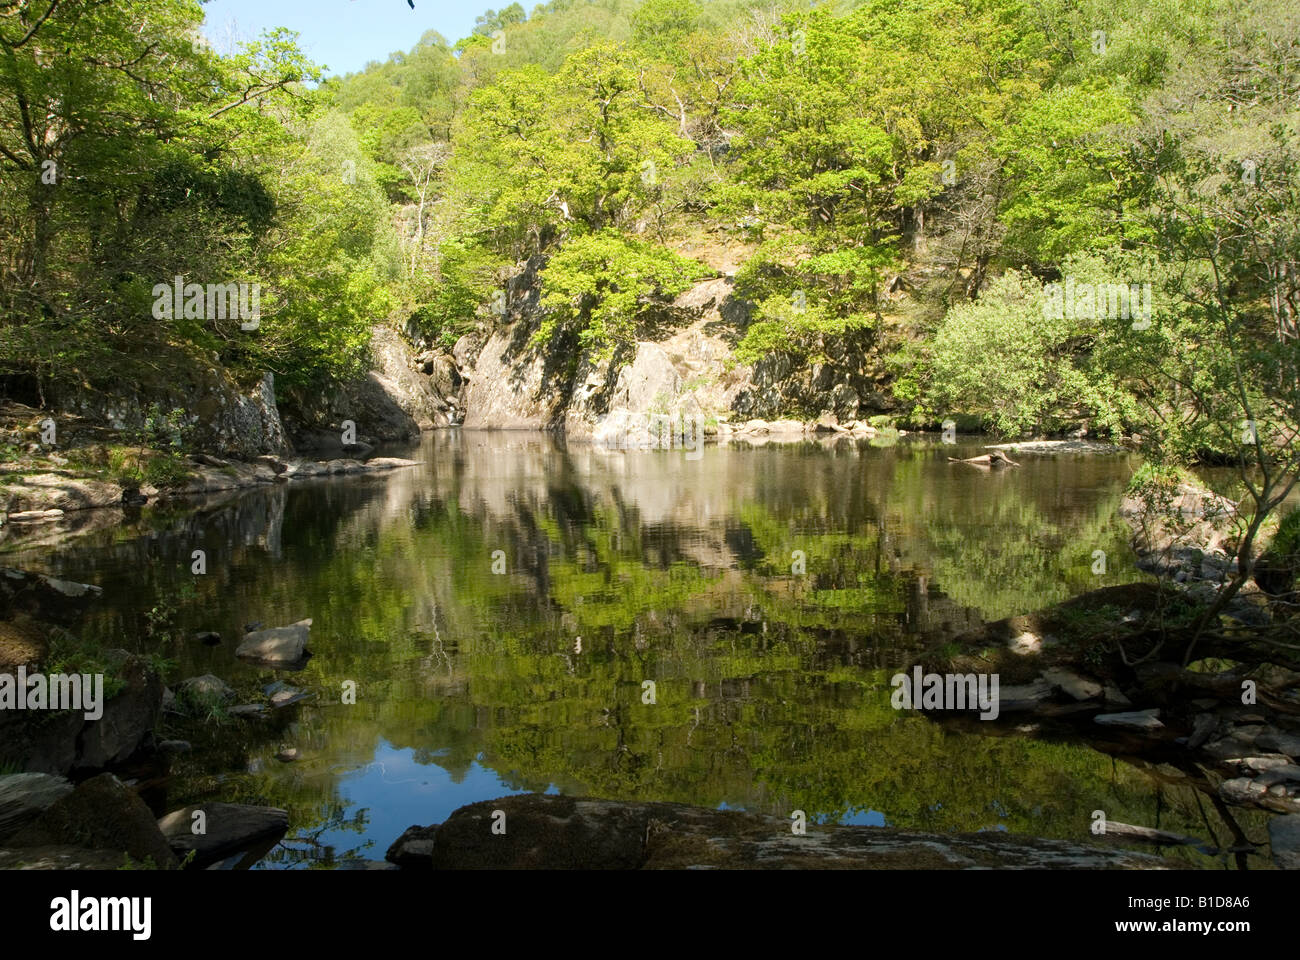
xmin=6 ymin=432 xmax=1272 ymax=868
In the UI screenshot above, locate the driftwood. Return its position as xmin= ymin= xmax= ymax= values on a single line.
xmin=948 ymin=451 xmax=1021 ymax=467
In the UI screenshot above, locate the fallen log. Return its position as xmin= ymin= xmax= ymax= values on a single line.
xmin=948 ymin=451 xmax=1021 ymax=467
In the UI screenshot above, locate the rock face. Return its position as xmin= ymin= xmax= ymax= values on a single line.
xmin=9 ymin=773 xmax=178 ymax=868
xmin=235 ymin=619 xmax=311 ymax=665
xmin=285 ymin=325 xmax=452 ymax=448
xmin=415 ymin=794 xmax=1170 ymax=870
xmin=156 ymin=803 xmax=288 ymax=867
xmin=52 ymin=364 xmax=289 ymax=460
xmin=459 ymin=267 xmax=887 ymax=437
xmin=463 ymin=323 xmax=572 ymax=430
xmin=733 ymin=327 xmax=891 ymax=422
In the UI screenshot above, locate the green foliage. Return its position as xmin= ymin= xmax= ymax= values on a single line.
xmin=43 ymin=629 xmax=128 ymax=700
xmin=535 ymin=230 xmax=702 ymax=357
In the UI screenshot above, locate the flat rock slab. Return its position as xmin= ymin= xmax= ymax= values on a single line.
xmin=157 ymin=802 xmax=288 ymax=867
xmin=1095 ymin=708 xmax=1164 ymax=731
xmin=236 ymin=619 xmax=310 ymax=664
xmin=422 ymin=795 xmax=1172 ymax=870
xmin=1042 ymin=667 xmax=1103 ymax=701
xmin=0 ymin=773 xmax=73 ymax=842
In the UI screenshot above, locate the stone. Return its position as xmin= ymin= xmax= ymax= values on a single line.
xmin=235 ymin=619 xmax=310 ymax=664
xmin=1270 ymin=815 xmax=1300 ymax=869
xmin=1202 ymin=735 xmax=1263 ymax=761
xmin=385 ymin=824 xmax=439 ymax=868
xmin=1094 ymin=708 xmax=1165 ymax=731
xmin=74 ymin=653 xmax=163 ymax=771
xmin=269 ymin=687 xmax=309 ymax=709
xmin=0 ymin=567 xmax=102 ymax=624
xmin=158 ymin=740 xmax=192 ymax=756
xmin=426 ymin=794 xmax=1172 ymax=870
xmin=1103 ymin=684 xmax=1133 ymax=708
xmin=192 ymin=631 xmax=222 ymax=645
xmin=181 ymin=674 xmax=234 ymax=703
xmin=997 ymin=679 xmax=1055 ymax=711
xmin=1255 ymin=732 xmax=1300 ymax=758
xmin=1042 ymin=667 xmax=1103 ymax=701
xmin=1219 ymin=777 xmax=1300 ymax=812
xmin=1187 ymin=713 xmax=1218 ymax=750
xmin=1007 ymin=632 xmax=1042 ymax=655
xmin=157 ymin=802 xmax=288 ymax=868
xmin=8 ymin=509 xmax=64 ymax=522
xmin=0 ymin=773 xmax=73 ymax=842
xmin=10 ymin=773 xmax=177 ymax=868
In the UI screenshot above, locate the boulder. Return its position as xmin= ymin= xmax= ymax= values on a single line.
xmin=9 ymin=773 xmax=177 ymax=868
xmin=75 ymin=652 xmax=163 ymax=771
xmin=426 ymin=794 xmax=1171 ymax=870
xmin=180 ymin=674 xmax=235 ymax=703
xmin=156 ymin=802 xmax=288 ymax=868
xmin=0 ymin=567 xmax=102 ymax=623
xmin=235 ymin=619 xmax=310 ymax=665
xmin=0 ymin=773 xmax=73 ymax=842
xmin=385 ymin=824 xmax=439 ymax=868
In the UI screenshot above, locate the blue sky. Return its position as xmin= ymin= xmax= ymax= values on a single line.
xmin=198 ymin=0 xmax=486 ymax=77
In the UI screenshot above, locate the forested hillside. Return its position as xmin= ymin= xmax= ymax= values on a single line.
xmin=2 ymin=0 xmax=1296 ymax=479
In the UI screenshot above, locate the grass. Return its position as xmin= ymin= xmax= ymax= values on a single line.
xmin=43 ymin=628 xmax=128 ymax=699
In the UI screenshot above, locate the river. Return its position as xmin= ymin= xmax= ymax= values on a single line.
xmin=3 ymin=431 xmax=1274 ymax=868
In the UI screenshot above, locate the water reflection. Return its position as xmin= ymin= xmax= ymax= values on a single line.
xmin=5 ymin=432 xmax=1273 ymax=868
